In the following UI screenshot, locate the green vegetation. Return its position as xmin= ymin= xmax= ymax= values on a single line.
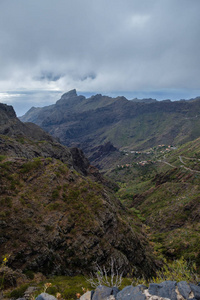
xmin=0 ymin=197 xmax=12 ymax=208
xmin=32 ymin=276 xmax=93 ymax=300
xmin=20 ymin=157 xmax=42 ymax=173
xmin=105 ymin=139 xmax=200 ymax=269
xmin=24 ymin=270 xmax=35 ymax=280
xmin=2 ymin=96 xmax=200 ymax=294
xmin=5 ymin=284 xmax=29 ymax=299
xmin=131 ymin=257 xmax=199 ymax=286
xmin=1 ymin=152 xmax=151 ymax=282
xmin=0 ymin=155 xmax=6 ymax=162
xmin=4 ymin=257 xmax=199 ymax=299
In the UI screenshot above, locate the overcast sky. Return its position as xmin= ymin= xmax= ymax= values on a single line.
xmin=0 ymin=0 xmax=200 ymax=116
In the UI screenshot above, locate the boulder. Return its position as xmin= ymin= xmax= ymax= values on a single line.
xmin=112 ymin=287 xmax=120 ymax=297
xmin=80 ymin=291 xmax=92 ymax=300
xmin=148 ymin=281 xmax=177 ymax=300
xmin=116 ymin=285 xmax=147 ymax=300
xmin=190 ymin=283 xmax=200 ymax=300
xmin=91 ymin=285 xmax=120 ymax=300
xmin=92 ymin=286 xmax=113 ymax=300
xmin=24 ymin=286 xmax=38 ymax=299
xmin=35 ymin=293 xmax=57 ymax=300
xmin=177 ymin=281 xmax=191 ymax=299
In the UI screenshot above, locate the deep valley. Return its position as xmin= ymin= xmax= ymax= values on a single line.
xmin=1 ymin=91 xmax=200 ymax=298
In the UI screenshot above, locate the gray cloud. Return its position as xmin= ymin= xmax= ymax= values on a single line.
xmin=0 ymin=0 xmax=200 ymax=115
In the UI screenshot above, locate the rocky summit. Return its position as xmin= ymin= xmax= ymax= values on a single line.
xmin=0 ymin=103 xmax=157 ymax=278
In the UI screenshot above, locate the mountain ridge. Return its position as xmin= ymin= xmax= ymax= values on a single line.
xmin=20 ymin=90 xmax=200 ymax=168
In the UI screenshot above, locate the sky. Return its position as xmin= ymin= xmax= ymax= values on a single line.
xmin=0 ymin=0 xmax=200 ymax=116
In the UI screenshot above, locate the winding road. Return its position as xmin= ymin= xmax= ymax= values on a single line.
xmin=158 ymin=155 xmax=200 ymax=174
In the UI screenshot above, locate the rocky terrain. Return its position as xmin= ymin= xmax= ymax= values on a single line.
xmin=2 ymin=102 xmax=200 ymax=300
xmin=36 ymin=281 xmax=200 ymax=300
xmin=0 ymin=103 xmax=158 ymax=280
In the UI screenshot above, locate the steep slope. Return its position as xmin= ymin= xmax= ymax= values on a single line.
xmin=0 ymin=103 xmax=90 ymax=175
xmin=0 ymin=103 xmax=157 ymax=278
xmin=108 ymin=139 xmax=200 ymax=269
xmin=20 ymin=90 xmax=200 ymax=168
xmin=132 ymin=167 xmax=200 ymax=269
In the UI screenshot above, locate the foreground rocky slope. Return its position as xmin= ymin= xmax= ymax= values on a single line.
xmin=20 ymin=90 xmax=200 ymax=168
xmin=0 ymin=103 xmax=157 ymax=278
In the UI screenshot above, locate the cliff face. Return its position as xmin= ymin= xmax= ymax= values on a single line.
xmin=0 ymin=103 xmax=16 ymax=123
xmin=0 ymin=103 xmax=157 ymax=278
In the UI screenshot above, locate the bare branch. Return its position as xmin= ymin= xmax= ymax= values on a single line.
xmin=86 ymin=258 xmax=124 ymax=288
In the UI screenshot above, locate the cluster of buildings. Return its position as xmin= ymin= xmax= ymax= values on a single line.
xmin=117 ymin=145 xmax=177 ymax=169
xmin=117 ymin=164 xmax=131 ymax=168
xmin=136 ymin=160 xmax=152 ymax=166
xmin=117 ymin=160 xmax=153 ymax=169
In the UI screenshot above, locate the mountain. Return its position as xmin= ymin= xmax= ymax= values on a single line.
xmin=0 ymin=103 xmax=90 ymax=175
xmin=17 ymin=90 xmax=200 ymax=270
xmin=20 ymin=90 xmax=200 ymax=168
xmin=0 ymin=103 xmax=157 ymax=278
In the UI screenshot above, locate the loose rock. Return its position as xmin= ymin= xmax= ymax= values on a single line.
xmin=35 ymin=292 xmax=57 ymax=300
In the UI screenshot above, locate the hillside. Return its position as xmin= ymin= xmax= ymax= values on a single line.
xmin=20 ymin=90 xmax=200 ymax=168
xmin=10 ymin=91 xmax=200 ymax=271
xmin=107 ymin=139 xmax=200 ymax=270
xmin=0 ymin=103 xmax=157 ymax=279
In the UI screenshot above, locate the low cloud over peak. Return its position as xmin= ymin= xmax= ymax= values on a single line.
xmin=0 ymin=0 xmax=199 ymax=115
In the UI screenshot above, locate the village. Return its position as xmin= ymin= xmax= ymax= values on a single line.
xmin=117 ymin=144 xmax=177 ymax=169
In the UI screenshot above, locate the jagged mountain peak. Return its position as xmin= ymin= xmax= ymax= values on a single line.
xmin=55 ymin=89 xmax=86 ymax=106
xmin=61 ymin=89 xmax=77 ymax=98
xmin=0 ymin=103 xmax=16 ymax=123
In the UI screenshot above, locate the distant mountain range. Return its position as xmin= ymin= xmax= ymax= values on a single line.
xmin=20 ymin=90 xmax=200 ymax=168
xmin=18 ymin=90 xmax=200 ymax=272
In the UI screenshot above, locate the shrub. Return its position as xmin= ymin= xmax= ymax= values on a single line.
xmin=47 ymin=202 xmax=60 ymax=211
xmin=8 ymin=284 xmax=29 ymax=298
xmin=52 ymin=189 xmax=59 ymax=200
xmin=24 ymin=270 xmax=34 ymax=280
xmin=20 ymin=158 xmax=42 ymax=173
xmin=152 ymin=257 xmax=199 ymax=284
xmin=131 ymin=257 xmax=199 ymax=286
xmin=0 ymin=197 xmax=12 ymax=208
xmin=0 ymin=155 xmax=6 ymax=162
xmin=87 ymin=258 xmax=124 ymax=288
